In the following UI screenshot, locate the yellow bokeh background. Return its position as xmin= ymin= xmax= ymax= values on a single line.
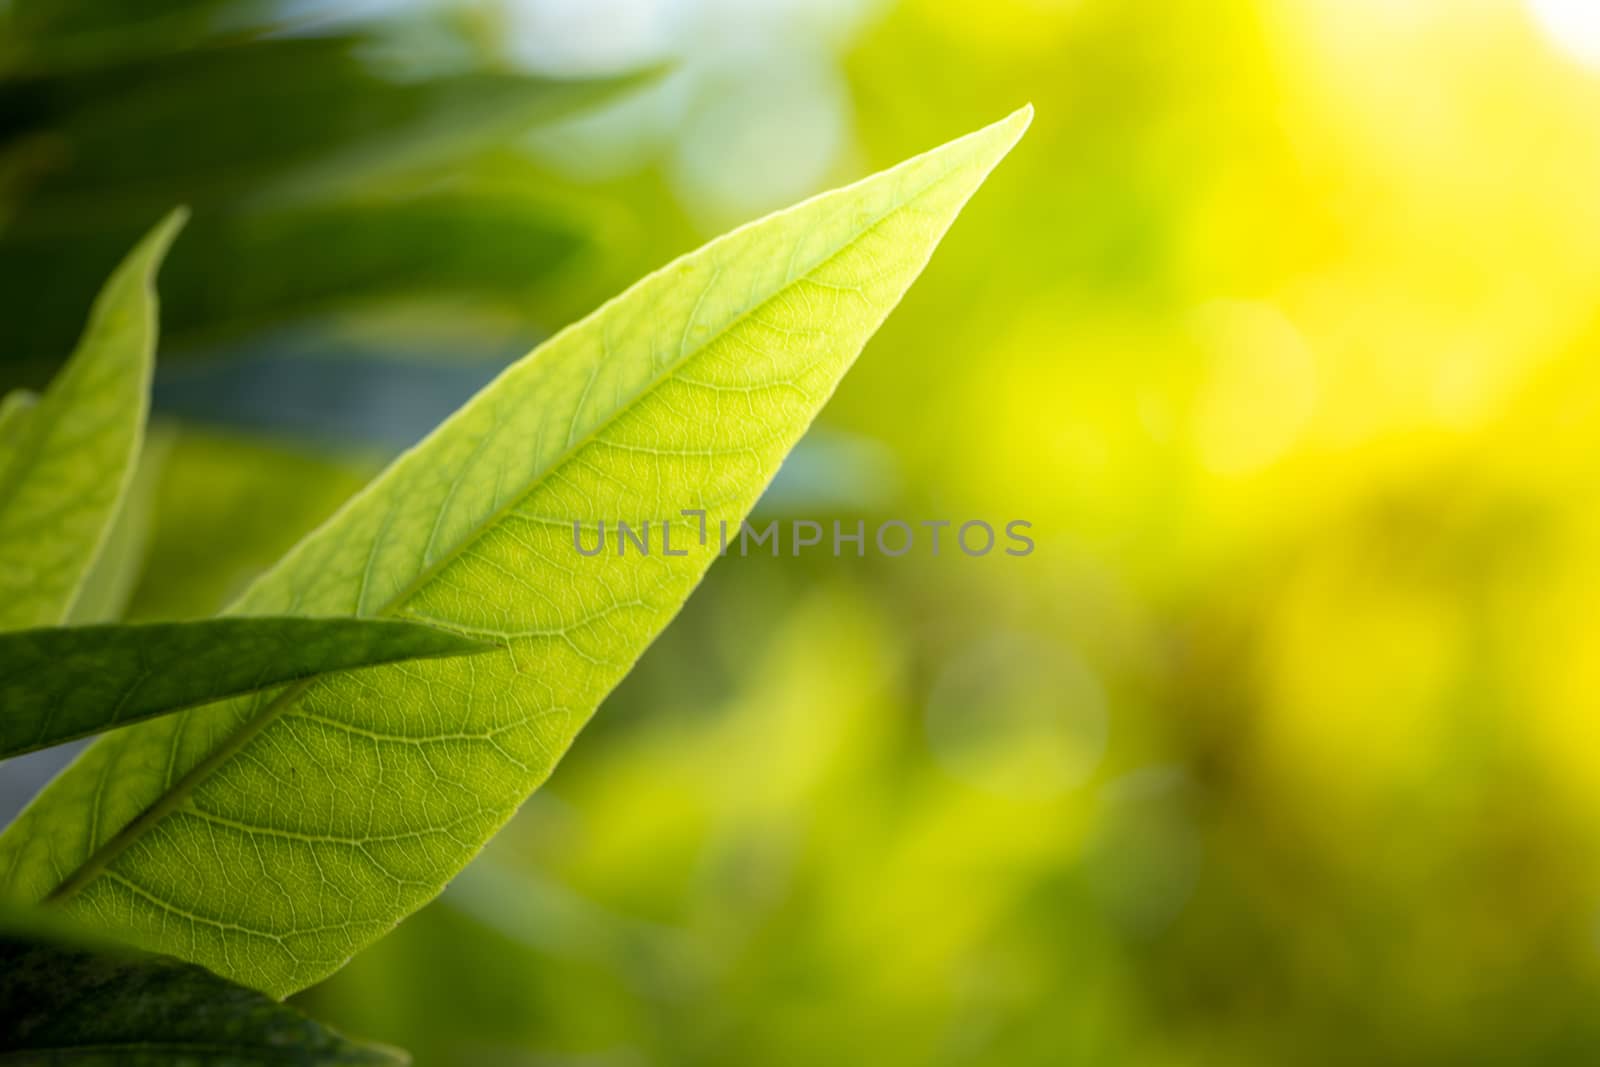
xmin=9 ymin=0 xmax=1600 ymax=1060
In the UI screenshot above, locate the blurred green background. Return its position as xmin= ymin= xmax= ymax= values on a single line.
xmin=8 ymin=0 xmax=1600 ymax=1062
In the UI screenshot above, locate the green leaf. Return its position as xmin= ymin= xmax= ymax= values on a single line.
xmin=0 ymin=210 xmax=184 ymax=632
xmin=123 ymin=429 xmax=374 ymax=623
xmin=11 ymin=36 xmax=650 ymax=215
xmin=0 ymin=918 xmax=406 ymax=1065
xmin=0 ymin=618 xmax=495 ymax=760
xmin=0 ymin=37 xmax=649 ymax=364
xmin=0 ymin=390 xmax=38 ymax=462
xmin=0 ymin=0 xmax=267 ymax=77
xmin=155 ymin=192 xmax=587 ymax=350
xmin=67 ymin=427 xmax=172 ymax=624
xmin=0 ymin=389 xmax=37 ymax=428
xmin=0 ymin=107 xmax=1032 ymax=996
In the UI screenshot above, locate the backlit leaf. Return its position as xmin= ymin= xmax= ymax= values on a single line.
xmin=0 ymin=107 xmax=1031 ymax=996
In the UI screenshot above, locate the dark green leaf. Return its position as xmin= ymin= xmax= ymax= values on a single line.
xmin=0 ymin=617 xmax=495 ymax=759
xmin=157 ymin=193 xmax=586 ymax=350
xmin=0 ymin=919 xmax=406 ymax=1064
xmin=0 ymin=35 xmax=651 ymax=365
xmin=8 ymin=37 xmax=647 ymax=218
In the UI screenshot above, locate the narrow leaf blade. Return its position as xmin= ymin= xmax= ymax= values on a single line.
xmin=0 ymin=618 xmax=495 ymax=760
xmin=0 ymin=390 xmax=39 ymax=475
xmin=0 ymin=108 xmax=1032 ymax=995
xmin=66 ymin=427 xmax=172 ymax=624
xmin=0 ymin=210 xmax=184 ymax=631
xmin=0 ymin=390 xmax=37 ymax=439
xmin=0 ymin=920 xmax=406 ymax=1064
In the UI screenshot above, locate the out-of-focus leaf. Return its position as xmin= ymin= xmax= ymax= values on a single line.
xmin=66 ymin=427 xmax=171 ymax=624
xmin=0 ymin=389 xmax=37 ymax=450
xmin=0 ymin=107 xmax=1031 ymax=996
xmin=0 ymin=0 xmax=269 ymax=77
xmin=0 ymin=135 xmax=61 ymax=237
xmin=0 ymin=617 xmax=493 ymax=759
xmin=0 ymin=210 xmax=182 ymax=631
xmin=0 ymin=918 xmax=406 ymax=1065
xmin=0 ymin=37 xmax=650 ymax=364
xmin=1 ymin=194 xmax=584 ymax=365
xmin=157 ymin=193 xmax=586 ymax=350
xmin=8 ymin=37 xmax=648 ymax=216
xmin=125 ymin=429 xmax=374 ymax=622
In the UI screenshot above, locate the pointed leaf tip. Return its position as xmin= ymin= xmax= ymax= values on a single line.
xmin=0 ymin=211 xmax=186 ymax=630
xmin=139 ymin=206 xmax=190 ymax=264
xmin=983 ymin=104 xmax=1033 ymax=164
xmin=2 ymin=111 xmax=1032 ymax=996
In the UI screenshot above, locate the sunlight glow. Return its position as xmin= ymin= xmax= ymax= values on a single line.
xmin=1528 ymin=0 xmax=1600 ymax=70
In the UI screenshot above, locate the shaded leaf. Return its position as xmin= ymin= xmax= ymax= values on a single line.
xmin=0 ymin=0 xmax=270 ymax=77
xmin=0 ymin=36 xmax=648 ymax=366
xmin=0 ymin=193 xmax=588 ymax=362
xmin=0 ymin=107 xmax=1032 ymax=996
xmin=8 ymin=37 xmax=648 ymax=218
xmin=0 ymin=210 xmax=183 ymax=631
xmin=0 ymin=917 xmax=406 ymax=1065
xmin=0 ymin=617 xmax=495 ymax=760
xmin=159 ymin=193 xmax=586 ymax=350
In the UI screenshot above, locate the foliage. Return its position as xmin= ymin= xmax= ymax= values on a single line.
xmin=1 ymin=917 xmax=405 ymax=1065
xmin=11 ymin=1 xmax=1599 ymax=1064
xmin=0 ymin=617 xmax=492 ymax=759
xmin=0 ymin=7 xmax=644 ymax=374
xmin=0 ymin=93 xmax=1026 ymax=1053
xmin=0 ymin=213 xmax=181 ymax=630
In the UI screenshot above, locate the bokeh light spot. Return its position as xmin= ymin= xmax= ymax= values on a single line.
xmin=1528 ymin=0 xmax=1600 ymax=70
xmin=1083 ymin=767 xmax=1202 ymax=938
xmin=1193 ymin=300 xmax=1319 ymax=477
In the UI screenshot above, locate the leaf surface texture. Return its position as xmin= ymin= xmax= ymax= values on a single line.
xmin=0 ymin=108 xmax=1031 ymax=996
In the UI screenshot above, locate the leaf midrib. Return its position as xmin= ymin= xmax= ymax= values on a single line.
xmin=42 ymin=154 xmax=965 ymax=911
